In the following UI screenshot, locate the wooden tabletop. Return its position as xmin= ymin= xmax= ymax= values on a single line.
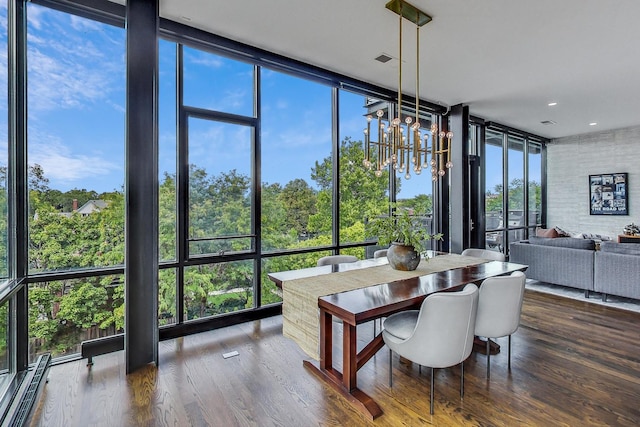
xmin=318 ymin=259 xmax=528 ymax=326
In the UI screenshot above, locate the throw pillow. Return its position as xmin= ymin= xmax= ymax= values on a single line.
xmin=554 ymin=226 xmax=572 ymax=237
xmin=536 ymin=227 xmax=559 ymax=238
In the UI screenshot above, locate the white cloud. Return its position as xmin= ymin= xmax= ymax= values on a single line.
xmin=26 ymin=7 xmax=124 ymax=113
xmin=185 ymin=50 xmax=223 ymax=69
xmin=29 ymin=132 xmax=120 ymax=183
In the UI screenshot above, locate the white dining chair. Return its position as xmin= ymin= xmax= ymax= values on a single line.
xmin=316 ymin=255 xmax=358 ymax=266
xmin=383 ymin=283 xmax=479 ymax=414
xmin=474 ymin=271 xmax=526 ymax=379
xmin=373 ymin=249 xmax=388 ymax=259
xmin=461 ymin=248 xmax=506 ymax=262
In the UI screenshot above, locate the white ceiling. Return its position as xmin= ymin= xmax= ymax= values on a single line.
xmin=148 ymin=0 xmax=640 ymax=139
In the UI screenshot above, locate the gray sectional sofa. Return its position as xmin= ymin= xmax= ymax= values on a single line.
xmin=595 ymin=242 xmax=640 ymax=301
xmin=509 ymin=236 xmax=640 ymax=301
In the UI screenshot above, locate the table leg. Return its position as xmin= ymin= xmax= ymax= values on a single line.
xmin=343 ymin=321 xmax=357 ymax=391
xmin=319 ymin=309 xmax=333 ymax=370
xmin=303 ymin=312 xmax=383 ymax=420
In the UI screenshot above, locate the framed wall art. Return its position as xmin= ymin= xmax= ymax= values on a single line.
xmin=589 ymin=172 xmax=628 ymax=215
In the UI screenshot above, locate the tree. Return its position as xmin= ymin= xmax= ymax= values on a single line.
xmin=279 ymin=179 xmax=317 ymax=236
xmin=308 ymin=137 xmax=390 ymax=235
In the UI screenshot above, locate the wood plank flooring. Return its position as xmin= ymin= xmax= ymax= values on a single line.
xmin=30 ymin=290 xmax=640 ymax=426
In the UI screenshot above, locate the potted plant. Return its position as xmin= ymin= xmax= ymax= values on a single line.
xmin=368 ymin=206 xmax=443 ymax=271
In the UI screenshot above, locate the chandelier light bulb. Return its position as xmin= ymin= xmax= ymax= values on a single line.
xmin=430 ymin=159 xmax=436 ymax=167
xmin=446 ymin=161 xmax=453 ymax=169
xmin=376 ymin=109 xmax=384 ymax=117
xmin=439 ymin=131 xmax=446 ymax=138
xmin=392 ymin=117 xmax=401 ymax=126
xmin=446 ymin=131 xmax=454 ymax=138
xmin=438 ymin=169 xmax=445 ymax=176
xmin=432 ymin=175 xmax=438 ymax=182
xmin=375 ymin=170 xmax=383 ymax=177
xmin=405 ymin=172 xmax=411 ymax=179
xmin=405 ymin=117 xmax=412 ymax=125
xmin=431 ymin=124 xmax=438 ymax=133
xmin=366 ymin=115 xmax=372 ymax=122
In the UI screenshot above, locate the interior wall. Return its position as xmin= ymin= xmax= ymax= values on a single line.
xmin=547 ymin=125 xmax=640 ymax=240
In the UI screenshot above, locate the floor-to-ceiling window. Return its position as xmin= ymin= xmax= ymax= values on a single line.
xmin=485 ymin=129 xmax=505 ymax=252
xmin=484 ymin=126 xmax=545 ymax=255
xmin=26 ymin=4 xmax=126 ymax=362
xmin=0 ymin=0 xmax=11 ymax=400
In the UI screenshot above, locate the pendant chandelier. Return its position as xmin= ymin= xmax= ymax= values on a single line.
xmin=363 ymin=0 xmax=452 ymax=181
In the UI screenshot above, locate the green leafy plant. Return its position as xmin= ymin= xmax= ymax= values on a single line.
xmin=368 ymin=204 xmax=443 ymax=254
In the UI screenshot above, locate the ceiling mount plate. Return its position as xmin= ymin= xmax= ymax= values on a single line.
xmin=385 ymin=0 xmax=432 ymax=27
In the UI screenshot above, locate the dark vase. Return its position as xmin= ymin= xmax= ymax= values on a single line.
xmin=387 ymin=242 xmax=421 ymax=271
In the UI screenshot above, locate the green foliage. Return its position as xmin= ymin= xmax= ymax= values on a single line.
xmin=486 ymin=179 xmax=541 ymax=213
xmin=17 ymin=135 xmax=436 ymax=359
xmin=368 ymin=204 xmax=442 ymax=253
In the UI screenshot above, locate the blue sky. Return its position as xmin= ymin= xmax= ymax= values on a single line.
xmin=1 ymin=4 xmax=536 ymax=199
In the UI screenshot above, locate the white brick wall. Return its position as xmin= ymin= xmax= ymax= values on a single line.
xmin=547 ymin=125 xmax=640 ymax=240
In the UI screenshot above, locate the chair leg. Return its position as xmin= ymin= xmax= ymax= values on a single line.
xmin=389 ymin=349 xmax=393 ymax=387
xmin=430 ymin=367 xmax=435 ymax=415
xmin=486 ymin=339 xmax=491 ymax=379
xmin=460 ymin=361 xmax=464 ymax=398
xmin=508 ymin=335 xmax=512 ymax=370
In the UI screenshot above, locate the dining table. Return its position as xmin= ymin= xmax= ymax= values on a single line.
xmin=268 ymin=251 xmax=528 ymax=420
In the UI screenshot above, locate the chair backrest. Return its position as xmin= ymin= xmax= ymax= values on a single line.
xmin=316 ymin=255 xmax=358 ymax=266
xmin=396 ymin=283 xmax=479 ymax=368
xmin=373 ymin=249 xmax=388 ymax=259
xmin=475 ymin=271 xmax=526 ymax=339
xmin=461 ymin=248 xmax=506 ymax=262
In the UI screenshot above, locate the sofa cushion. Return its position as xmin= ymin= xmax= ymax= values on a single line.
xmin=529 ymin=236 xmax=596 ymax=250
xmin=536 ymin=227 xmax=559 ymax=238
xmin=599 ymin=242 xmax=640 ymax=256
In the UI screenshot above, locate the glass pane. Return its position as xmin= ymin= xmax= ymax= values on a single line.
xmin=0 ymin=1 xmax=7 ymax=279
xmin=485 ymin=130 xmax=504 ymax=250
xmin=507 ymin=135 xmax=525 ymax=213
xmin=260 ymin=252 xmax=331 ymax=306
xmin=184 ymin=260 xmax=253 ymax=320
xmin=528 ymin=141 xmax=542 ymax=227
xmin=188 ymin=117 xmax=253 ymax=255
xmin=183 ymin=47 xmax=254 ymax=117
xmin=159 ymin=268 xmax=176 ymax=326
xmin=159 ymin=39 xmax=177 ymax=261
xmin=27 ymin=5 xmax=125 ymax=273
xmin=339 ymin=91 xmax=390 ymax=253
xmin=29 ymin=274 xmax=124 ymax=361
xmin=260 ymin=69 xmax=332 ymax=252
xmin=485 ymin=129 xmax=504 ymax=228
xmin=0 ymin=301 xmax=10 ymax=395
xmin=485 ymin=231 xmax=504 ymax=253
xmin=394 ymin=111 xmax=436 ymax=248
xmin=507 ymin=135 xmax=525 ymax=244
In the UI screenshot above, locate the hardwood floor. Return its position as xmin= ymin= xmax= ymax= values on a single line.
xmin=30 ymin=290 xmax=640 ymax=426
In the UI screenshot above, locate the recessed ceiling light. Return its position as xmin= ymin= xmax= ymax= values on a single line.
xmin=589 ymin=122 xmax=597 ymax=126
xmin=181 ymin=16 xmax=192 ymax=21
xmin=548 ymin=102 xmax=557 ymax=106
xmin=540 ymin=120 xmax=557 ymax=125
